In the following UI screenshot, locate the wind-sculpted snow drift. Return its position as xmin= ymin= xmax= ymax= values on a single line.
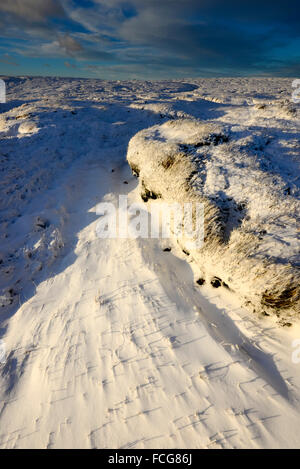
xmin=2 ymin=77 xmax=300 ymax=449
xmin=127 ymin=119 xmax=300 ymax=318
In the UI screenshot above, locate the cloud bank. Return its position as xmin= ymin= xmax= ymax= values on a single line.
xmin=0 ymin=0 xmax=299 ymax=78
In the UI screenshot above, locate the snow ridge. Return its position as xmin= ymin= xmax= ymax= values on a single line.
xmin=127 ymin=118 xmax=300 ymax=318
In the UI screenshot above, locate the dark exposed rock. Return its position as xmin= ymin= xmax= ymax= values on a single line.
xmin=196 ymin=278 xmax=205 ymax=286
xmin=211 ymin=277 xmax=222 ymax=288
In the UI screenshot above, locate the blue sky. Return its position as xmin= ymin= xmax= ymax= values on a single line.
xmin=0 ymin=0 xmax=299 ymax=79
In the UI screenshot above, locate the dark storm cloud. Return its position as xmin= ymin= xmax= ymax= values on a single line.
xmin=119 ymin=15 xmax=266 ymax=70
xmin=85 ymin=0 xmax=300 ymax=74
xmin=115 ymin=0 xmax=298 ymax=68
xmin=0 ymin=0 xmax=114 ymax=62
xmin=0 ymin=0 xmax=299 ymax=77
xmin=0 ymin=0 xmax=65 ymax=24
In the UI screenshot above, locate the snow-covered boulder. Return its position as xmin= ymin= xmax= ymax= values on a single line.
xmin=18 ymin=120 xmax=38 ymax=135
xmin=127 ymin=119 xmax=300 ymax=318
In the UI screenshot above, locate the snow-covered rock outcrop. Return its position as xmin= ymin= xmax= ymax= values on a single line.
xmin=127 ymin=119 xmax=300 ymax=318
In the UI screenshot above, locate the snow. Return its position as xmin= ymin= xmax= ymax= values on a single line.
xmin=127 ymin=117 xmax=300 ymax=318
xmin=0 ymin=76 xmax=300 ymax=448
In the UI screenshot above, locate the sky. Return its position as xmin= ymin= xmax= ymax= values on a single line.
xmin=0 ymin=0 xmax=299 ymax=79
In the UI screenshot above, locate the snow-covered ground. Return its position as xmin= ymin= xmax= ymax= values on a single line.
xmin=0 ymin=76 xmax=300 ymax=448
xmin=127 ymin=117 xmax=300 ymax=318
